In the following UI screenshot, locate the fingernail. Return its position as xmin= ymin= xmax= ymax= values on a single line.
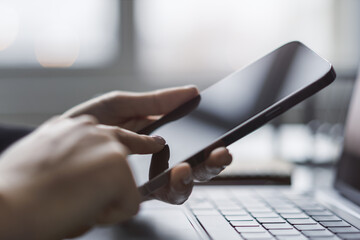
xmin=151 ymin=135 xmax=166 ymax=145
xmin=182 ymin=172 xmax=193 ymax=185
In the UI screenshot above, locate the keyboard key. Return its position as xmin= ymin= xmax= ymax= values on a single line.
xmin=235 ymin=226 xmax=266 ymax=233
xmin=337 ymin=233 xmax=360 ymax=239
xmin=266 ymin=201 xmax=290 ymax=207
xmin=263 ymin=223 xmax=293 ymax=229
xmin=275 ymin=208 xmax=302 ymax=214
xmin=225 ymin=215 xmax=254 ymax=221
xmin=281 ymin=213 xmax=309 ymax=219
xmin=217 ymin=204 xmax=243 ymax=210
xmin=301 ymin=206 xmax=326 ymax=211
xmin=313 ymin=216 xmax=341 ymax=221
xmin=302 ymin=229 xmax=334 ymax=237
xmin=252 ymin=212 xmax=279 ymax=218
xmin=257 ymin=217 xmax=286 ymax=223
xmin=287 ymin=218 xmax=317 ymax=225
xmin=213 ymin=200 xmax=238 ymax=204
xmin=291 ymin=199 xmax=313 ymax=203
xmin=269 ymin=229 xmax=301 ymax=236
xmin=294 ymin=223 xmax=325 ymax=231
xmin=328 ymin=227 xmax=360 ymax=233
xmin=305 ymin=210 xmax=334 ymax=216
xmin=274 ymin=205 xmax=297 ymax=209
xmin=240 ymin=232 xmax=273 ymax=239
xmin=276 ymin=236 xmax=308 ymax=240
xmin=242 ymin=202 xmax=266 ymax=207
xmin=189 ymin=202 xmax=213 ymax=209
xmin=247 ymin=208 xmax=273 ymax=213
xmin=297 ymin=204 xmax=325 ymax=211
xmin=221 ymin=210 xmax=248 ymax=216
xmin=307 ymin=237 xmax=340 ymax=240
xmin=320 ymin=221 xmax=351 ymax=227
xmin=196 ymin=215 xmax=242 ymax=240
xmin=243 ymin=204 xmax=267 ymax=209
xmin=230 ymin=220 xmax=259 ymax=227
xmin=291 ymin=199 xmax=312 ymax=203
xmin=192 ymin=209 xmax=219 ymax=216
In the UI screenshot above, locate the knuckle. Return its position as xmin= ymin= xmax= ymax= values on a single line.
xmin=47 ymin=115 xmax=61 ymax=123
xmin=112 ymin=142 xmax=129 ymax=158
xmin=108 ymin=127 xmax=131 ymax=143
xmin=102 ymin=143 xmax=130 ymax=171
xmin=105 ymin=146 xmax=127 ymax=165
xmin=114 ymin=127 xmax=126 ymax=138
xmin=105 ymin=90 xmax=126 ymax=101
xmin=78 ymin=115 xmax=98 ymax=125
xmin=82 ymin=125 xmax=102 ymax=137
xmin=107 ymin=90 xmax=122 ymax=96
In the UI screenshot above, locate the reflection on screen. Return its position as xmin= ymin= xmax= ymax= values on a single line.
xmin=145 ymin=42 xmax=331 ymax=170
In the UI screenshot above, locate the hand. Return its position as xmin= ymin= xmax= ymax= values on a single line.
xmin=0 ymin=116 xmax=140 ymax=240
xmin=144 ymin=145 xmax=232 ymax=204
xmin=62 ymin=85 xmax=200 ymax=132
xmin=63 ymin=86 xmax=232 ymax=205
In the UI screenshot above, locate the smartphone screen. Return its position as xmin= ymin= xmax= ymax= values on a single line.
xmin=136 ymin=42 xmax=334 ymax=192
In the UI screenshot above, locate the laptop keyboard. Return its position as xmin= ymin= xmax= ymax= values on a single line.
xmin=186 ymin=188 xmax=360 ymax=240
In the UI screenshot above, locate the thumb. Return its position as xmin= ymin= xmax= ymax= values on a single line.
xmin=98 ymin=125 xmax=166 ymax=154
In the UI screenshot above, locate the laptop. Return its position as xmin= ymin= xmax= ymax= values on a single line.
xmin=75 ymin=72 xmax=360 ymax=240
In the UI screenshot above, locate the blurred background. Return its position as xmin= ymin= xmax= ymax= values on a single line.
xmin=0 ymin=0 xmax=359 ymax=171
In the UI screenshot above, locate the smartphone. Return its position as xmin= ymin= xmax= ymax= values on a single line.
xmin=138 ymin=41 xmax=336 ymax=197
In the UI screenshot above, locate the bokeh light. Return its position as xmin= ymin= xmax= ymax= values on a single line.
xmin=0 ymin=0 xmax=118 ymax=68
xmin=35 ymin=26 xmax=80 ymax=68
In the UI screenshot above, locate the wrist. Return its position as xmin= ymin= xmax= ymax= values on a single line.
xmin=0 ymin=188 xmax=21 ymax=239
xmin=0 ymin=176 xmax=35 ymax=240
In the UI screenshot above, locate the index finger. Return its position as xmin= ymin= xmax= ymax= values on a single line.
xmin=117 ymin=85 xmax=199 ymax=117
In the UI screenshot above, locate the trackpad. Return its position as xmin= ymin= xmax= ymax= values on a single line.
xmin=124 ymin=202 xmax=200 ymax=240
xmin=74 ymin=201 xmax=201 ymax=240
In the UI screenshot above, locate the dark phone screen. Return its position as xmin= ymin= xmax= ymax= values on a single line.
xmin=143 ymin=42 xmax=331 ymax=174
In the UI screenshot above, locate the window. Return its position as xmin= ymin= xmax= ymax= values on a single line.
xmin=0 ymin=0 xmax=119 ymax=68
xmin=135 ymin=0 xmax=360 ymax=83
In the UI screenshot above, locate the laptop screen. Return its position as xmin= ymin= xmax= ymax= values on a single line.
xmin=335 ymin=67 xmax=360 ymax=206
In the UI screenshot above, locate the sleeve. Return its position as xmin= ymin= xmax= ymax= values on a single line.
xmin=0 ymin=124 xmax=34 ymax=154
